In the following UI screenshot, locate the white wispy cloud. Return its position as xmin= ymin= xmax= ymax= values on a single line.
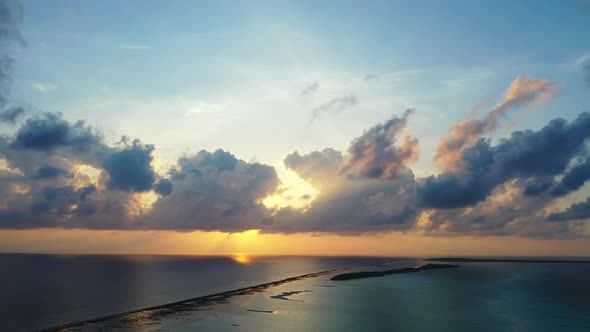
xmin=32 ymin=82 xmax=57 ymax=93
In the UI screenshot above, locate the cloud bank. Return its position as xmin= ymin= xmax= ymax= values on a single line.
xmin=1 ymin=103 xmax=588 ymax=239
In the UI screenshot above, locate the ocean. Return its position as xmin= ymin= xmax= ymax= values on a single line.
xmin=1 ymin=254 xmax=589 ymax=331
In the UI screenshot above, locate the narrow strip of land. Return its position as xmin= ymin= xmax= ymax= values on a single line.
xmin=246 ymin=309 xmax=275 ymax=314
xmin=39 ymin=262 xmax=384 ymax=331
xmin=330 ymin=263 xmax=459 ymax=281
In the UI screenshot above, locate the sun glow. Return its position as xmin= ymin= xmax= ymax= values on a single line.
xmin=0 ymin=158 xmax=23 ymax=175
xmin=262 ymin=168 xmax=318 ymax=210
xmin=231 ymin=253 xmax=253 ymax=265
xmin=127 ymin=191 xmax=159 ymax=217
xmin=73 ymin=164 xmax=101 ymax=189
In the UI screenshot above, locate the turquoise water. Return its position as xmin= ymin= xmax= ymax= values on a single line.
xmin=54 ymin=259 xmax=590 ymax=331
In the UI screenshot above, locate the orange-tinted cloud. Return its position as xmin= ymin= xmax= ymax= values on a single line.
xmin=435 ymin=75 xmax=558 ymax=172
xmin=340 ymin=109 xmax=419 ymax=180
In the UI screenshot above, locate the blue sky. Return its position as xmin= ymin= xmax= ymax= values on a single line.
xmin=14 ymin=0 xmax=590 ymax=175
xmin=1 ymin=0 xmax=590 ymax=248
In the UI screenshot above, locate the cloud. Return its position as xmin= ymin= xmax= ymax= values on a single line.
xmin=549 ymin=197 xmax=590 ymax=222
xmin=274 ymin=110 xmax=589 ymax=236
xmin=300 ymin=82 xmax=319 ymax=97
xmin=31 ymin=185 xmax=97 ymax=217
xmin=0 ymin=108 xmax=588 ymax=238
xmin=0 ymin=113 xmax=110 ymax=180
xmin=418 ymin=112 xmax=590 ymax=209
xmin=418 ymin=179 xmax=573 ymax=238
xmin=153 ymin=178 xmax=173 ymax=196
xmin=12 ymin=112 xmax=102 ymax=153
xmin=551 ymin=157 xmax=590 ymax=195
xmin=277 ymin=113 xmax=419 ymax=234
xmin=0 ymin=112 xmax=277 ymax=231
xmin=0 ymin=106 xmax=23 ymax=123
xmin=284 ymin=148 xmax=343 ymax=193
xmin=435 ymin=75 xmax=558 ymax=172
xmin=0 ymin=112 xmax=117 ymax=228
xmin=0 ymin=18 xmax=585 ymax=240
xmin=32 ymin=82 xmax=57 ymax=93
xmin=340 ymin=109 xmax=418 ymax=180
xmin=0 ymin=0 xmax=25 ymax=109
xmin=310 ymin=94 xmax=357 ymax=122
xmin=103 ymin=139 xmax=157 ymax=193
xmin=265 ymin=169 xmax=417 ymax=234
xmin=33 ymin=165 xmax=71 ymax=180
xmin=524 ymin=156 xmax=590 ymax=197
xmin=148 ymin=149 xmax=279 ymax=231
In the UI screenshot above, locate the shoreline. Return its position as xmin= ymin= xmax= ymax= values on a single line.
xmin=40 ymin=261 xmax=399 ymax=331
xmin=39 ymin=257 xmax=590 ymax=330
xmin=331 ymin=263 xmax=460 ymax=281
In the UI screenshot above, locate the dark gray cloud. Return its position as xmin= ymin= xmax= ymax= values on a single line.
xmin=521 ymin=157 xmax=590 ymax=198
xmin=340 ymin=109 xmax=418 ymax=180
xmin=418 ymin=112 xmax=590 ymax=209
xmin=147 ymin=149 xmax=279 ymax=231
xmin=0 ymin=106 xmax=23 ymax=123
xmin=33 ymin=165 xmax=71 ymax=180
xmin=419 ymin=178 xmax=574 ymax=238
xmin=549 ymin=197 xmax=590 ymax=221
xmin=13 ymin=112 xmax=102 ymax=153
xmin=0 ymin=111 xmax=167 ymax=230
xmin=153 ymin=178 xmax=173 ymax=196
xmin=103 ymin=139 xmax=157 ymax=193
xmin=311 ymin=94 xmax=357 ymax=122
xmin=550 ymin=156 xmax=590 ymax=196
xmin=522 ymin=177 xmax=554 ymax=196
xmin=0 ymin=112 xmax=112 ymax=185
xmin=31 ymin=185 xmax=97 ymax=216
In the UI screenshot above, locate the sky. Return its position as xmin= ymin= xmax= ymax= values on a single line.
xmin=1 ymin=0 xmax=590 ymax=256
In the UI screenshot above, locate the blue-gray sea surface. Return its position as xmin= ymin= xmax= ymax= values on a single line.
xmin=1 ymin=254 xmax=589 ymax=331
xmin=0 ymin=254 xmax=392 ymax=331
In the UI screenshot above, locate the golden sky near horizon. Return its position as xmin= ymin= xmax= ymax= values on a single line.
xmin=1 ymin=229 xmax=589 ymax=257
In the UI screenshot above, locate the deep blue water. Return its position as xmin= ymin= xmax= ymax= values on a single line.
xmin=0 ymin=254 xmax=393 ymax=331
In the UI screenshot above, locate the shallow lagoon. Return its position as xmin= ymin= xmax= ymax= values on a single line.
xmin=52 ymin=258 xmax=590 ymax=331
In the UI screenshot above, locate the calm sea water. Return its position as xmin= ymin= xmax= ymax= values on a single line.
xmin=2 ymin=254 xmax=590 ymax=331
xmin=0 ymin=254 xmax=394 ymax=331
